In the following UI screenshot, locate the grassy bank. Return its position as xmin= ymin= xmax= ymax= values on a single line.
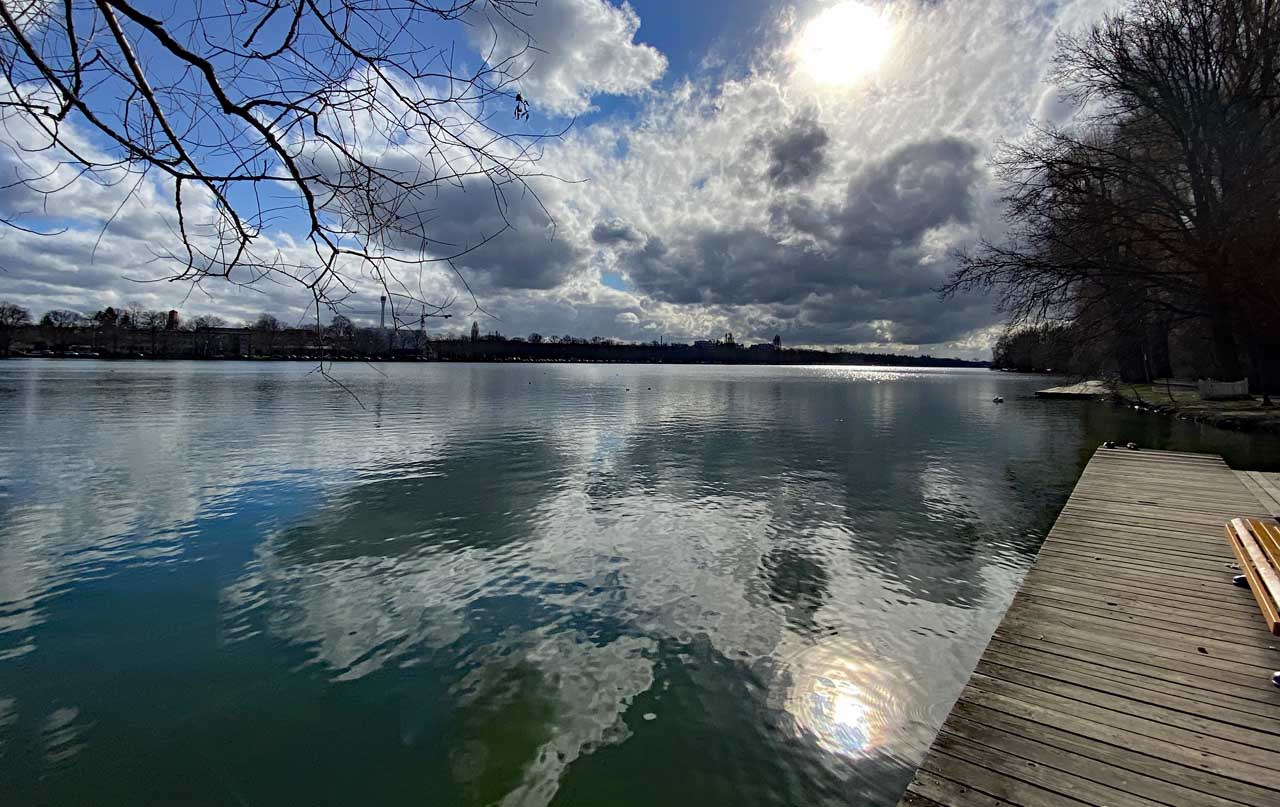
xmin=1114 ymin=383 xmax=1280 ymax=435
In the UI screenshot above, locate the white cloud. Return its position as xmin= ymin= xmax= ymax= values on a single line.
xmin=0 ymin=0 xmax=1126 ymax=358
xmin=494 ymin=0 xmax=1123 ymax=355
xmin=472 ymin=0 xmax=667 ymax=116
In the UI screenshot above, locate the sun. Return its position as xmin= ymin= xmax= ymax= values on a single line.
xmin=794 ymin=2 xmax=894 ymax=86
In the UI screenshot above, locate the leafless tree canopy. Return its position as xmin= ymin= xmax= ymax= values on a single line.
xmin=945 ymin=0 xmax=1280 ymax=383
xmin=0 ymin=298 xmax=30 ymax=325
xmin=252 ymin=311 xmax=284 ymax=332
xmin=187 ymin=313 xmax=226 ymax=330
xmin=0 ymin=0 xmax=556 ymax=324
xmin=40 ymin=306 xmax=84 ymax=326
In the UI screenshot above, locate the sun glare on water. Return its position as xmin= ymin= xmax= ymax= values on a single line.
xmin=795 ymin=2 xmax=894 ymax=86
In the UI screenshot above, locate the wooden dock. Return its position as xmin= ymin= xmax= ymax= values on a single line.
xmin=1035 ymin=380 xmax=1108 ymax=399
xmin=898 ymin=448 xmax=1280 ymax=807
xmin=1236 ymin=470 xmax=1280 ymax=514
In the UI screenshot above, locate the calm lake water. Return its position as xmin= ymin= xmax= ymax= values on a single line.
xmin=1 ymin=361 xmax=1276 ymax=806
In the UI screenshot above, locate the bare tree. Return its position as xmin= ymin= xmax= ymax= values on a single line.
xmin=0 ymin=1 xmax=559 ymax=327
xmin=252 ymin=312 xmax=286 ymax=355
xmin=1056 ymin=0 xmax=1280 ymax=379
xmin=945 ymin=0 xmax=1280 ymax=383
xmin=185 ymin=313 xmax=225 ymax=355
xmin=40 ymin=308 xmax=85 ymax=327
xmin=187 ymin=314 xmax=226 ymax=330
xmin=324 ymin=313 xmax=355 ymax=354
xmin=947 ymin=131 xmax=1202 ymax=379
xmin=119 ymin=301 xmax=143 ymax=328
xmin=135 ymin=309 xmax=168 ymax=330
xmin=122 ymin=306 xmax=169 ymax=353
xmin=328 ymin=314 xmax=354 ymax=338
xmin=0 ymin=300 xmax=32 ymax=327
xmin=92 ymin=306 xmax=119 ymax=327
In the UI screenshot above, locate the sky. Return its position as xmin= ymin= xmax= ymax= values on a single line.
xmin=0 ymin=0 xmax=1122 ymax=358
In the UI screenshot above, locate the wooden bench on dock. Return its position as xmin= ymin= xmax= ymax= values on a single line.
xmin=1226 ymin=517 xmax=1280 ymax=636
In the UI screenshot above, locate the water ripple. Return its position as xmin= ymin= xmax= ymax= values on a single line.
xmin=4 ymin=361 xmax=1278 ymax=805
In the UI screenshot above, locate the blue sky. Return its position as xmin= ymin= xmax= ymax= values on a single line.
xmin=601 ymin=1 xmax=777 ymax=92
xmin=0 ymin=0 xmax=1119 ymax=357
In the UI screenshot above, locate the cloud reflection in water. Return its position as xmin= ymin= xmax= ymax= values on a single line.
xmin=2 ymin=362 xmax=1201 ymax=806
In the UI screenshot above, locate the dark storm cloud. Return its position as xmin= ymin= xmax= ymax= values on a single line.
xmin=0 ymin=234 xmax=141 ymax=294
xmin=765 ymin=117 xmax=830 ymax=189
xmin=621 ymin=229 xmax=814 ymax=305
xmin=590 ymin=218 xmax=644 ymax=245
xmin=611 ymin=135 xmax=989 ymax=346
xmin=380 ymin=181 xmax=588 ymax=291
xmin=838 ymin=137 xmax=980 ymax=249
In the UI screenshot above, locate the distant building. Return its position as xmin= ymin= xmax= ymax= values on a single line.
xmin=750 ymin=343 xmax=774 ymax=351
xmin=693 ymin=340 xmax=715 ymax=350
xmin=166 ymin=310 xmax=180 ymax=330
xmin=471 ymin=321 xmax=479 ymax=342
xmin=773 ymin=334 xmax=781 ymax=349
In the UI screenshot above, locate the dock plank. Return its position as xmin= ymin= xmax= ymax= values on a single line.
xmin=1236 ymin=471 xmax=1280 ymax=513
xmin=897 ymin=448 xmax=1280 ymax=807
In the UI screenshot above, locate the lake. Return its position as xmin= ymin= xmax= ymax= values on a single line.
xmin=1 ymin=361 xmax=1276 ymax=807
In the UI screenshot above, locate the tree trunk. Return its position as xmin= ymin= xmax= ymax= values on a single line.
xmin=1146 ymin=319 xmax=1173 ymax=379
xmin=1208 ymin=305 xmax=1242 ymax=380
xmin=1242 ymin=319 xmax=1279 ymax=402
xmin=1205 ymin=264 xmax=1243 ymax=379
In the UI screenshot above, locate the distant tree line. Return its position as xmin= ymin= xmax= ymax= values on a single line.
xmin=433 ymin=336 xmax=984 ymax=367
xmin=946 ymin=0 xmax=1280 ymax=392
xmin=0 ymin=300 xmax=305 ymax=357
xmin=0 ymin=299 xmax=986 ymax=367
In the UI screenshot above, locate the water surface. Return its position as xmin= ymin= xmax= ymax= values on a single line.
xmin=1 ymin=361 xmax=1275 ymax=806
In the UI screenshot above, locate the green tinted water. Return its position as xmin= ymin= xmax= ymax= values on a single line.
xmin=0 ymin=361 xmax=1275 ymax=806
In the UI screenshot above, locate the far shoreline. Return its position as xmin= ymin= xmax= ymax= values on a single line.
xmin=1 ymin=323 xmax=988 ymax=369
xmin=1 ymin=351 xmax=991 ymax=369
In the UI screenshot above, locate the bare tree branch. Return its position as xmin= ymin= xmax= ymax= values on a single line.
xmin=0 ymin=0 xmax=563 ymax=328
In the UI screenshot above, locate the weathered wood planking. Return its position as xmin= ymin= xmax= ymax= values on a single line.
xmin=898 ymin=448 xmax=1280 ymax=807
xmin=1236 ymin=471 xmax=1280 ymax=514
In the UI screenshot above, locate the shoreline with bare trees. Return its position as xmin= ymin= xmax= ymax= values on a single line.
xmin=945 ymin=0 xmax=1280 ymax=401
xmin=0 ymin=301 xmax=987 ymax=367
xmin=0 ymin=323 xmax=986 ymax=368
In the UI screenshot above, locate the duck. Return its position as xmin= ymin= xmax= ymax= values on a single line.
xmin=992 ymin=396 xmax=1005 ymax=404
